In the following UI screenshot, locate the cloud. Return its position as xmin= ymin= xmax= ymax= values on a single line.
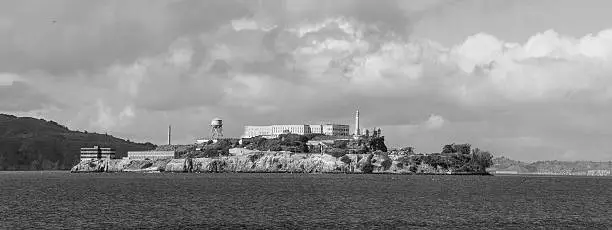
xmin=0 ymin=80 xmax=60 ymax=112
xmin=0 ymin=0 xmax=252 ymax=74
xmin=424 ymin=114 xmax=446 ymax=130
xmin=0 ymin=73 xmax=23 ymax=86
xmin=448 ymin=29 xmax=612 ymax=104
xmin=91 ymin=99 xmax=136 ymax=131
xmin=4 ymin=1 xmax=612 ymax=161
xmin=92 ymin=100 xmax=116 ymax=131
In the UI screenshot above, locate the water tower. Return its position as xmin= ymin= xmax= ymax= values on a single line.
xmin=210 ymin=117 xmax=223 ymax=139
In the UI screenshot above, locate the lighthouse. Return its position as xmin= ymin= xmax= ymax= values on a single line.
xmin=168 ymin=125 xmax=171 ymax=145
xmin=354 ymin=110 xmax=360 ymax=137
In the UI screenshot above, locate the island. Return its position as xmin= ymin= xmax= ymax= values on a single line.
xmin=71 ymin=134 xmax=494 ymax=175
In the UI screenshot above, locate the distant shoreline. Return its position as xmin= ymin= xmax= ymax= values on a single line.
xmin=5 ymin=170 xmax=612 ymax=178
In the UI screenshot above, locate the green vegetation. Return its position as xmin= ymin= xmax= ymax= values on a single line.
xmin=174 ymin=139 xmax=240 ymax=158
xmin=368 ymin=137 xmax=387 ymax=152
xmin=340 ymin=155 xmax=352 ymax=164
xmin=241 ymin=134 xmax=312 ymax=153
xmin=394 ymin=144 xmax=494 ymax=174
xmin=0 ymin=114 xmax=155 ymax=170
xmin=326 ymin=148 xmax=349 ymax=158
xmin=238 ymin=133 xmax=389 ymax=159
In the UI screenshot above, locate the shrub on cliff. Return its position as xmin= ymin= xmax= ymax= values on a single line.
xmin=469 ymin=148 xmax=493 ymax=172
xmin=416 ymin=145 xmax=495 ymax=173
xmin=399 ymin=146 xmax=415 ymax=155
xmin=248 ymin=153 xmax=264 ymax=163
xmin=442 ymin=143 xmax=471 ymax=155
xmin=423 ymin=154 xmax=448 ymax=169
xmin=409 ymin=163 xmax=418 ymax=173
xmin=380 ymin=157 xmax=393 ymax=170
xmin=326 ymin=148 xmax=349 ymax=158
xmin=243 ymin=135 xmax=309 ymax=152
xmin=279 ymin=134 xmax=309 ymax=143
xmin=332 ymin=140 xmax=348 ymax=149
xmin=304 ymin=133 xmax=325 ymax=140
xmin=368 ymin=137 xmax=387 ymax=152
xmin=340 ymin=155 xmax=352 ymax=164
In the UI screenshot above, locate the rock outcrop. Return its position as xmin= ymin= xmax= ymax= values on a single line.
xmin=71 ymin=152 xmax=427 ymax=174
xmin=165 ymin=158 xmax=192 ymax=172
xmin=71 ymin=159 xmax=107 ymax=172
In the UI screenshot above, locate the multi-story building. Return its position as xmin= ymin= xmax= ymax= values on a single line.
xmin=309 ymin=124 xmax=323 ymax=134
xmin=321 ymin=124 xmax=350 ymax=136
xmin=243 ymin=126 xmax=274 ymax=138
xmin=271 ymin=125 xmax=309 ymax=135
xmin=80 ymin=146 xmax=116 ymax=161
xmin=242 ymin=124 xmax=350 ymax=138
xmin=242 ymin=111 xmax=356 ymax=138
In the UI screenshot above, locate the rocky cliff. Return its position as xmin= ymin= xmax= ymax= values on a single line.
xmin=71 ymin=152 xmax=426 ymax=174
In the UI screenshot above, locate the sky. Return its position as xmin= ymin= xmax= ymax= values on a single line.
xmin=2 ymin=0 xmax=612 ymax=162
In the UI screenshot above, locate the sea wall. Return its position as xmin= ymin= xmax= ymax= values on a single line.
xmin=70 ymin=152 xmax=439 ymax=174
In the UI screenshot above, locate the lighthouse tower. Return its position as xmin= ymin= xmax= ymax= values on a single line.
xmin=353 ymin=110 xmax=361 ymax=139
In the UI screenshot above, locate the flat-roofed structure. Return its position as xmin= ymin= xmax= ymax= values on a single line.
xmin=320 ymin=124 xmax=349 ymax=136
xmin=80 ymin=146 xmax=116 ymax=161
xmin=127 ymin=151 xmax=177 ymax=160
xmin=271 ymin=125 xmax=309 ymax=135
xmin=243 ymin=124 xmax=350 ymax=138
xmin=243 ymin=126 xmax=274 ymax=138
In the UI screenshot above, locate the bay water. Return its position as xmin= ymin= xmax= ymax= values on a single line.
xmin=1 ymin=172 xmax=610 ymax=229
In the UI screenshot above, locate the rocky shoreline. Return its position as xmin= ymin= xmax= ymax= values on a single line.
xmin=71 ymin=151 xmax=490 ymax=175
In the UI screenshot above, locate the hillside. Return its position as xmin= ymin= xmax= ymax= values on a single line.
xmin=490 ymin=156 xmax=611 ymax=174
xmin=0 ymin=114 xmax=156 ymax=170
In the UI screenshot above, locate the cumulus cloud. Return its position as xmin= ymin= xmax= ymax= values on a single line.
xmin=449 ymin=29 xmax=612 ymax=103
xmin=0 ymin=0 xmax=252 ymax=74
xmin=0 ymin=73 xmax=23 ymax=86
xmin=5 ymin=0 xmax=612 ymax=161
xmin=0 ymin=80 xmax=60 ymax=112
xmin=424 ymin=114 xmax=446 ymax=130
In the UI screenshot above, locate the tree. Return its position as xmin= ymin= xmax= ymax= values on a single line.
xmin=332 ymin=140 xmax=348 ymax=149
xmin=400 ymin=146 xmax=415 ymax=155
xmin=327 ymin=148 xmax=349 ymax=158
xmin=455 ymin=144 xmax=471 ymax=155
xmin=340 ymin=155 xmax=352 ymax=164
xmin=442 ymin=143 xmax=471 ymax=155
xmin=269 ymin=145 xmax=282 ymax=151
xmin=369 ymin=137 xmax=387 ymax=152
xmin=471 ymin=149 xmax=493 ymax=172
xmin=380 ymin=156 xmax=393 ymax=170
xmin=442 ymin=144 xmax=455 ymax=154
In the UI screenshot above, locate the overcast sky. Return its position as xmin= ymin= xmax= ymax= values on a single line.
xmin=2 ymin=0 xmax=612 ymax=161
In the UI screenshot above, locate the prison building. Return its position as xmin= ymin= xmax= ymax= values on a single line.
xmin=243 ymin=124 xmax=350 ymax=138
xmin=80 ymin=146 xmax=116 ymax=161
xmin=318 ymin=124 xmax=350 ymax=136
xmin=127 ymin=151 xmax=177 ymax=160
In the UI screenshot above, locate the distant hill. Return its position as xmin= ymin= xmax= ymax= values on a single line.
xmin=0 ymin=114 xmax=156 ymax=170
xmin=490 ymin=156 xmax=611 ymax=174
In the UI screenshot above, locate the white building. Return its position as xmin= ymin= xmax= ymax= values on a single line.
xmin=243 ymin=126 xmax=274 ymax=138
xmin=271 ymin=125 xmax=309 ymax=135
xmin=242 ymin=124 xmax=350 ymax=138
xmin=321 ymin=124 xmax=349 ymax=136
xmin=309 ymin=124 xmax=322 ymax=134
xmin=127 ymin=151 xmax=177 ymax=160
xmin=80 ymin=146 xmax=115 ymax=161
